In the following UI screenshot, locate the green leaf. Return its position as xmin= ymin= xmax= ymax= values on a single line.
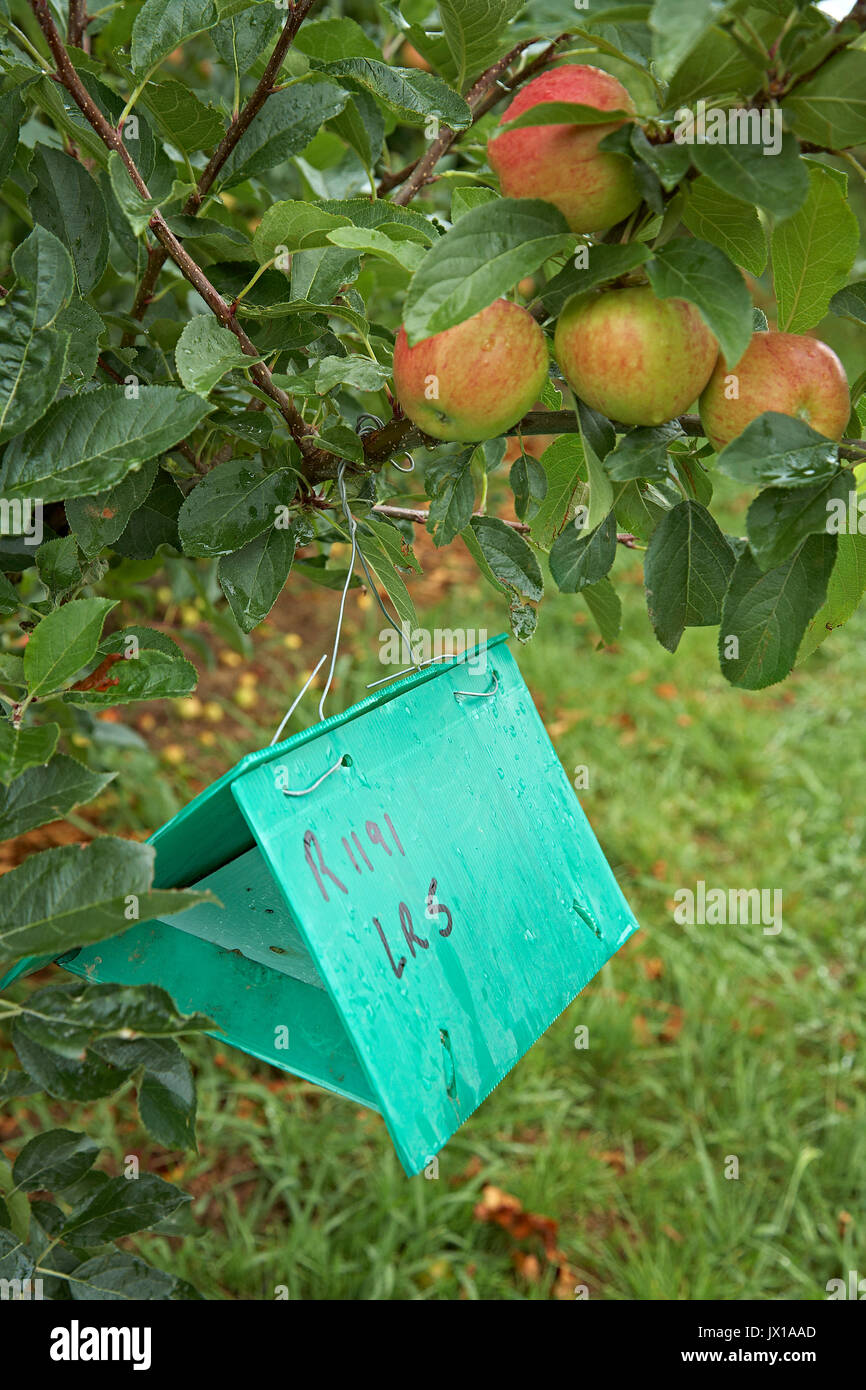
xmin=327 ymin=224 xmax=425 ymax=273
xmin=12 ymin=1129 xmax=100 ymax=1194
xmin=140 ymin=78 xmax=224 ymax=153
xmin=404 ymin=198 xmax=572 ymax=343
xmin=772 ymin=165 xmax=860 ymax=334
xmin=424 ymin=448 xmax=476 ymax=547
xmin=510 ymin=450 xmax=547 ymax=521
xmin=69 ymin=1250 xmax=200 ymax=1301
xmin=0 ymin=1068 xmax=40 ymax=1105
xmin=651 ymin=0 xmax=727 ymax=81
xmin=0 ymin=86 xmax=26 ymax=188
xmin=719 ymin=534 xmax=837 ymax=689
xmin=605 ymin=422 xmax=683 ymax=482
xmin=63 ymin=647 xmax=197 ymax=708
xmin=218 ymin=524 xmax=296 ymax=632
xmin=529 ymin=435 xmax=586 ymax=548
xmin=451 ymin=186 xmax=500 ymax=220
xmin=131 ymin=0 xmax=219 ymax=72
xmin=253 ymin=200 xmax=352 ymax=261
xmin=692 ymin=135 xmax=810 ymax=222
xmin=219 ymin=81 xmax=349 ymax=187
xmin=646 ymin=237 xmax=751 ymax=368
xmin=2 ymin=222 xmax=72 ymax=334
xmin=438 ymin=0 xmax=523 ymax=92
xmin=211 ymin=4 xmax=282 ymax=73
xmin=139 ymin=1038 xmax=197 ymax=1149
xmin=244 ymin=296 xmax=369 ymax=336
xmin=313 ymin=424 xmax=364 ymax=463
xmin=784 ymin=48 xmax=866 ymax=149
xmin=715 ymin=413 xmax=840 ymax=489
xmin=0 ymin=754 xmax=113 ymax=840
xmin=0 ymin=386 xmax=214 ymax=502
xmin=681 ymin=176 xmax=768 ymax=277
xmin=66 ymin=460 xmax=159 ymax=557
xmin=0 ymin=226 xmax=73 ymax=443
xmin=36 ymin=535 xmax=80 ymax=599
xmin=114 ymin=478 xmax=182 ymax=559
xmin=669 ymin=449 xmax=714 ymax=506
xmin=359 ymin=539 xmax=417 ymax=632
xmin=630 ymin=126 xmax=692 ymax=191
xmin=314 ymin=355 xmax=391 ymax=394
xmin=0 ymin=577 xmax=21 ymax=617
xmin=797 ymin=530 xmax=866 ymax=662
xmin=318 ymin=197 xmax=439 ymax=241
xmin=92 ymin=1035 xmax=197 ymax=1150
xmin=469 ymin=516 xmax=543 ymax=601
xmin=16 ymin=978 xmax=213 ymax=1053
xmin=0 ymin=1209 xmax=32 ymax=1262
xmin=550 ymin=513 xmax=617 ymax=593
xmin=497 ymin=100 xmax=632 ymax=133
xmin=0 ymin=722 xmax=59 ymax=788
xmin=294 ymin=16 xmax=381 ymax=63
xmin=665 ymin=26 xmax=765 ymax=109
xmin=177 ymin=461 xmax=297 ymax=557
xmin=319 ymin=60 xmax=471 ymax=129
xmin=360 ymin=517 xmax=421 ymax=575
xmin=582 ymin=577 xmax=622 ymax=645
xmin=30 ymin=146 xmax=109 ymax=296
xmin=576 ymin=399 xmax=615 ymax=534
xmin=328 ymin=86 xmax=385 ymax=176
xmin=644 ymin=499 xmax=735 ymax=651
xmin=8 ymin=1039 xmax=126 ymax=1104
xmin=175 ymin=316 xmax=260 ymax=397
xmin=62 ymin=1172 xmax=188 ymax=1244
xmin=24 ymin=598 xmax=117 ymax=697
xmin=540 ymin=242 xmax=650 ymax=317
xmin=0 ymin=838 xmax=214 ymax=968
xmin=56 ymin=299 xmax=104 ymax=381
xmin=829 ymin=281 xmax=866 ymax=326
xmin=107 ymin=150 xmax=162 ymax=235
xmin=747 ymin=471 xmax=854 ymax=571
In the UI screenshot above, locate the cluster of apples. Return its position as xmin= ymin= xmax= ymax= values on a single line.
xmin=393 ymin=66 xmax=850 ymax=452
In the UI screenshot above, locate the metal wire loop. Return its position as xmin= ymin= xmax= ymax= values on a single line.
xmin=391 ymin=453 xmax=415 ymax=473
xmin=355 ymin=413 xmax=384 ymax=437
xmin=283 ymin=755 xmax=349 ymax=798
xmin=453 ymin=670 xmax=499 ymax=700
xmin=366 ymin=653 xmax=457 ymax=690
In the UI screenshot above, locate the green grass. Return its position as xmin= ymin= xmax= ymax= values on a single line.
xmin=4 ymin=501 xmax=865 ymax=1301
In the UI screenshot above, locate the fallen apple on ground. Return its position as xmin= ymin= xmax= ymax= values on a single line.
xmin=554 ymin=284 xmax=719 ymax=426
xmin=488 ymin=64 xmax=641 ymax=234
xmin=699 ymin=331 xmax=850 ymax=450
xmin=393 ymin=299 xmax=549 ymax=442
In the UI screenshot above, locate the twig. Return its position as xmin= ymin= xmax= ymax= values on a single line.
xmin=838 ymin=0 xmax=866 ymax=31
xmin=191 ymin=0 xmax=321 ymax=212
xmin=306 ymin=495 xmax=637 ymax=547
xmin=360 ymin=409 xmax=866 ymax=469
xmin=470 ymin=36 xmax=571 ymax=124
xmin=96 ymin=353 xmax=124 ymax=383
xmin=128 ymin=0 xmax=320 ymax=324
xmin=67 ymin=0 xmax=89 ymax=51
xmin=390 ymin=36 xmax=569 ymax=206
xmin=29 ymin=0 xmax=318 ymax=464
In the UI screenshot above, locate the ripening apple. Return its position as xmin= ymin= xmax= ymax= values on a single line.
xmin=699 ymin=331 xmax=850 ymax=450
xmin=393 ymin=299 xmax=549 ymax=442
xmin=488 ymin=65 xmax=641 ymax=234
xmin=554 ymin=285 xmax=719 ymax=426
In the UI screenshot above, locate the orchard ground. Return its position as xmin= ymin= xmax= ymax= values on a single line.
xmin=1 ymin=473 xmax=863 ymax=1301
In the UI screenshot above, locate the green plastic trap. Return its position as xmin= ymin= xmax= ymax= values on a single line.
xmin=5 ymin=635 xmax=638 ymax=1175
